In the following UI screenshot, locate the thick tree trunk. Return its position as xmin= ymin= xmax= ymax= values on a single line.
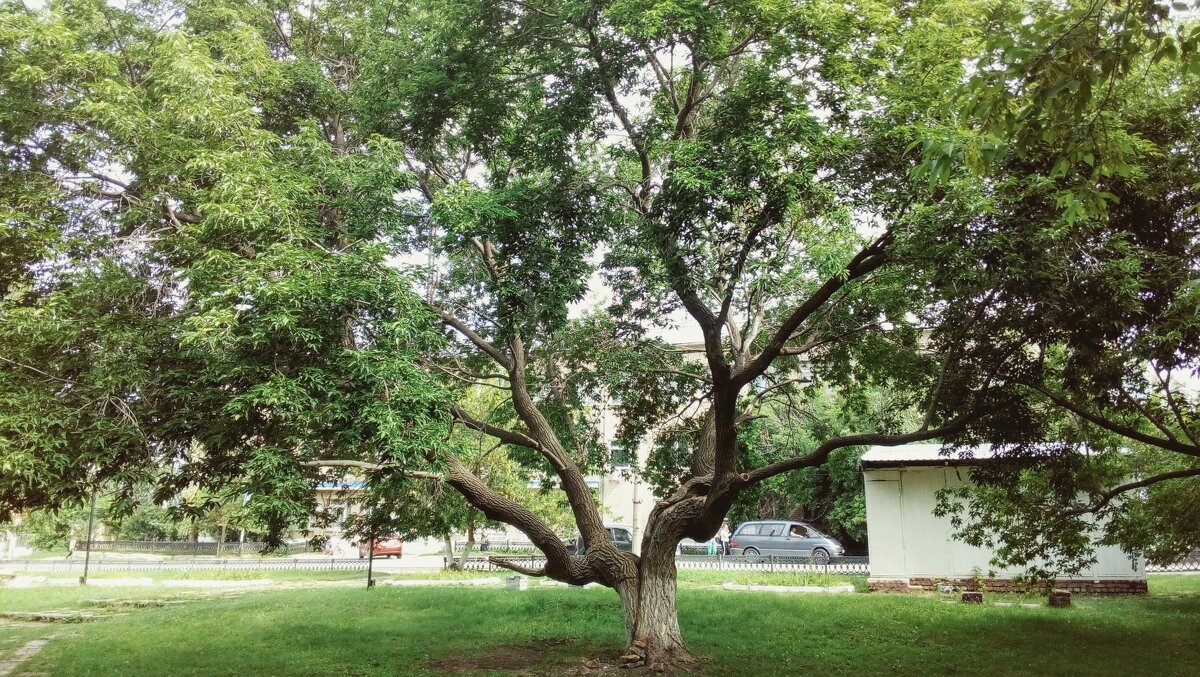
xmin=613 ymin=542 xmax=693 ymax=669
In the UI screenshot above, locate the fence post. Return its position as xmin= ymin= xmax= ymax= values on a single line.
xmin=719 ymin=552 xmax=724 ymax=571
xmin=769 ymin=555 xmax=775 ymax=574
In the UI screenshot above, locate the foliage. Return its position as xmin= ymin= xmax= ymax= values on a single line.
xmin=914 ymin=7 xmax=1200 ymax=575
xmin=11 ymin=500 xmax=102 ymax=551
xmin=937 ymin=442 xmax=1200 ymax=575
xmin=111 ymin=499 xmax=185 ymax=542
xmin=2 ymin=0 xmax=1199 ymax=660
xmin=0 ymin=0 xmax=451 ymax=547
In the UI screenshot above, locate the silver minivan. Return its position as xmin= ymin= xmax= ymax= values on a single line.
xmin=730 ymin=520 xmax=845 ymax=563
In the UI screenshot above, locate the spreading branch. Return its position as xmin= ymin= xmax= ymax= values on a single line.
xmin=738 ymin=412 xmax=976 ymax=487
xmin=299 ymin=460 xmax=442 ymax=480
xmin=430 ymin=305 xmax=513 ymax=371
xmin=1060 ymin=468 xmax=1200 ymax=518
xmin=488 ymin=556 xmax=547 ymax=576
xmin=734 ymin=231 xmax=893 ymax=386
xmin=450 ymin=406 xmax=541 ymax=450
xmin=1036 ymin=385 xmax=1200 ymax=459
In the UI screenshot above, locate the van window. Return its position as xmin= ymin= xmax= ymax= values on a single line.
xmin=761 ymin=524 xmax=783 ymax=537
xmin=737 ymin=524 xmax=760 ymax=536
xmin=611 ymin=528 xmax=632 ymax=544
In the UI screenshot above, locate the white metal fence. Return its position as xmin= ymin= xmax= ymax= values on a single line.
xmin=0 ymin=558 xmax=365 ymax=573
xmin=458 ymin=554 xmax=872 ymax=575
xmin=6 ymin=552 xmax=1196 ymax=576
xmin=1147 ymin=550 xmax=1200 ymax=572
xmin=81 ymin=540 xmax=310 ymax=555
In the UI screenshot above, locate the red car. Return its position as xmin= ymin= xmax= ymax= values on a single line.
xmin=359 ymin=537 xmax=404 ymax=559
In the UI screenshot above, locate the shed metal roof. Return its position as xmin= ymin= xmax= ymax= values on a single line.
xmin=860 ymin=443 xmax=996 ymax=468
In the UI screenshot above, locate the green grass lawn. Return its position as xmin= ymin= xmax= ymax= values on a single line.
xmin=1 ymin=575 xmax=1197 ymax=675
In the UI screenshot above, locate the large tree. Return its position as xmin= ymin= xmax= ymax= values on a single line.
xmin=3 ymin=0 xmax=1197 ymax=668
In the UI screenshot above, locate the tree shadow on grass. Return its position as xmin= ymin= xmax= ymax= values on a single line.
xmin=424 ymin=636 xmax=627 ymax=675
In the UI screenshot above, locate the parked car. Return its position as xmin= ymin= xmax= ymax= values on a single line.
xmin=729 ymin=520 xmax=844 ymax=563
xmin=568 ymin=526 xmax=634 ymax=555
xmin=359 ymin=536 xmax=404 ymax=559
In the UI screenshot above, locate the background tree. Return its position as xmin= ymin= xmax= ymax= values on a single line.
xmin=914 ymin=4 xmax=1200 ymax=577
xmin=9 ymin=501 xmax=106 ymax=554
xmin=0 ymin=0 xmax=449 ymax=548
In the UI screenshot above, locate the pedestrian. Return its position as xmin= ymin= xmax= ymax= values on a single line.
xmin=718 ymin=522 xmax=732 ymax=555
xmin=706 ymin=537 xmax=717 ymax=556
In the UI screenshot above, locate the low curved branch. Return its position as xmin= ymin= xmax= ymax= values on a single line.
xmin=739 ymin=412 xmax=975 ymax=487
xmin=1036 ymin=385 xmax=1200 ymax=459
xmin=1061 ymin=468 xmax=1200 ymax=518
xmin=442 ymin=456 xmax=582 ymax=579
xmin=488 ymin=556 xmax=546 ymax=577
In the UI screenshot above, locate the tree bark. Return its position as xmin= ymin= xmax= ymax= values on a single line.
xmin=606 ymin=501 xmax=704 ymax=669
xmin=624 ymin=545 xmax=692 ymax=667
xmin=459 ymin=535 xmax=476 ymax=569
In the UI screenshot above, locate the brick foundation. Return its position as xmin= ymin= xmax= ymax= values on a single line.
xmin=868 ymin=577 xmax=1147 ymax=595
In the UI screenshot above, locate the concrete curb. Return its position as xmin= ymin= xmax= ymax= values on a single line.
xmin=381 ymin=577 xmax=503 ymax=587
xmin=162 ymin=579 xmax=273 ymax=588
xmin=720 ymin=582 xmax=856 ymax=594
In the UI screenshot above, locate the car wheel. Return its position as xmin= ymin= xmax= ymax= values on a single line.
xmin=811 ymin=548 xmax=831 ymax=565
xmin=742 ymin=547 xmax=761 ymax=562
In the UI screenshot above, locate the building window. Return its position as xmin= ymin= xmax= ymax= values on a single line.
xmin=611 ymin=442 xmax=634 ymax=468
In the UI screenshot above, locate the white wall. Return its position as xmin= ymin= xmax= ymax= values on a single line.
xmin=597 ymin=472 xmax=652 ymax=553
xmin=864 ymin=465 xmax=1144 ymax=580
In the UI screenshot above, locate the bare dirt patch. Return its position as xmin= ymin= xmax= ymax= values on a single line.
xmin=425 ymin=638 xmax=604 ymax=674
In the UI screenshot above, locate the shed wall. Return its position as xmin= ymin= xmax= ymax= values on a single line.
xmin=863 ymin=465 xmax=1143 ymax=581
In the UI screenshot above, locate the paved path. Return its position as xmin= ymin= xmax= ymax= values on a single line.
xmin=0 ymin=637 xmax=54 ymax=677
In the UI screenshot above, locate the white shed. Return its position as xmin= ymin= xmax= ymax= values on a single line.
xmin=861 ymin=444 xmax=1146 ymax=594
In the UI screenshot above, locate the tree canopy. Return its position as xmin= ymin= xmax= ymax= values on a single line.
xmin=2 ymin=0 xmax=1199 ymax=666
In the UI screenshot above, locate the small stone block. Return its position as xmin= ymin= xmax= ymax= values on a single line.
xmin=1020 ymin=603 xmax=1040 ymax=609
xmin=505 ymin=576 xmax=528 ymax=591
xmin=1049 ymin=589 xmax=1071 ymax=607
xmin=961 ymin=591 xmax=983 ymax=604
